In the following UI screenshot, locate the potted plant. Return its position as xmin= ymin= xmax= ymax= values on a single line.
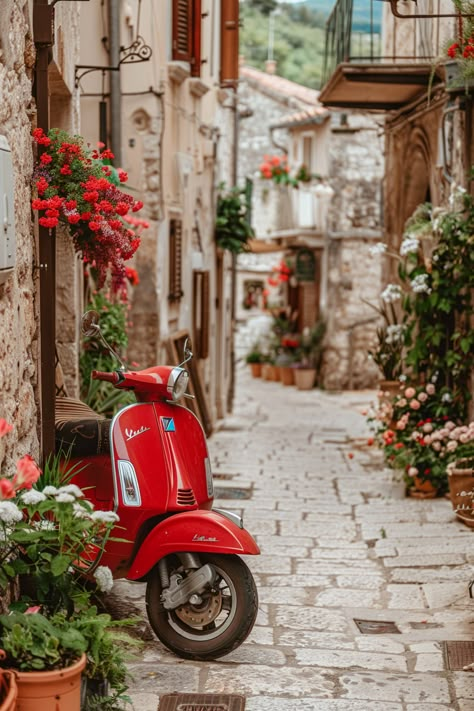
xmin=245 ymin=343 xmax=264 ymax=378
xmin=293 ymin=321 xmax=326 ymax=390
xmin=0 ymin=654 xmax=17 ymax=711
xmin=215 ymin=183 xmax=254 ymax=254
xmin=276 ymin=335 xmax=300 ymax=386
xmin=0 ymin=418 xmax=132 ymax=710
xmin=364 ymin=295 xmax=406 ymax=401
xmin=0 ymin=611 xmax=87 ymax=710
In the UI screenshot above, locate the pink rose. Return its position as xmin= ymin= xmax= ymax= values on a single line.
xmin=418 ymin=392 xmax=428 ymax=402
xmin=396 ymin=421 xmax=406 ymax=430
xmin=423 ymin=423 xmax=433 ymax=433
xmin=426 ymin=384 xmax=435 ymax=395
xmin=397 ymin=398 xmax=407 ymax=407
xmin=408 ymin=467 xmax=419 ymax=476
xmin=410 ymin=399 xmax=421 ymax=410
xmin=404 ymin=387 xmax=416 ymax=399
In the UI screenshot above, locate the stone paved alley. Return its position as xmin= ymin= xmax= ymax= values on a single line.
xmin=116 ymin=367 xmax=474 ymax=711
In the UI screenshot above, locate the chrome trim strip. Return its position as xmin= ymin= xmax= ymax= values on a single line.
xmin=213 ymin=507 xmax=244 ymax=529
xmin=110 ymin=402 xmax=148 ymax=512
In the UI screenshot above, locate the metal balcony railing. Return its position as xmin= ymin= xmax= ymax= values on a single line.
xmin=322 ymin=0 xmax=448 ymax=87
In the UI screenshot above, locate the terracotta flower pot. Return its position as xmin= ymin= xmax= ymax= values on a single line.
xmin=448 ymin=459 xmax=474 ymax=528
xmin=279 ymin=366 xmax=295 ymax=386
xmin=378 ymin=379 xmax=402 ymax=404
xmin=294 ymin=368 xmax=316 ymax=390
xmin=14 ymin=653 xmax=86 ymax=711
xmin=0 ymin=670 xmax=17 ymax=711
xmin=409 ymin=475 xmax=438 ymax=499
xmin=249 ymin=363 xmax=262 ymax=378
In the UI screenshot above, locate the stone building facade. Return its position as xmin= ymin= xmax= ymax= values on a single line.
xmin=0 ymin=0 xmax=81 ymax=469
xmin=237 ymin=65 xmax=385 ymax=389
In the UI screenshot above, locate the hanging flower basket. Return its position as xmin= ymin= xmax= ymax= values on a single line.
xmin=31 ymin=129 xmax=144 ymax=291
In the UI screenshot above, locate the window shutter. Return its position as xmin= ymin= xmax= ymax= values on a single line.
xmin=172 ymin=0 xmax=192 ymax=62
xmin=191 ymin=0 xmax=202 ymax=77
xmin=169 ymin=218 xmax=183 ymax=302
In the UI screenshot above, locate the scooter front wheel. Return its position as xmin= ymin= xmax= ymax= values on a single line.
xmin=145 ymin=553 xmax=258 ymax=661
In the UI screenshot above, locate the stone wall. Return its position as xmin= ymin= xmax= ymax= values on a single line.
xmin=0 ymin=0 xmax=38 ymax=467
xmin=322 ymin=113 xmax=385 ymax=390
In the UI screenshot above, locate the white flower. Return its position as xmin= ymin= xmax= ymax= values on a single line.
xmin=381 ymin=284 xmax=402 ymax=303
xmin=34 ymin=519 xmax=55 ymax=531
xmin=369 ymin=242 xmax=387 ymax=256
xmin=55 ymin=493 xmax=76 ymax=504
xmin=72 ymin=503 xmax=92 ymax=520
xmin=447 ymin=440 xmax=458 ymax=451
xmin=57 ymin=484 xmax=84 ymax=499
xmin=90 ymin=510 xmax=119 ymax=524
xmin=21 ymin=490 xmax=46 ymax=505
xmin=94 ymin=566 xmax=114 ymax=593
xmin=0 ymin=501 xmax=22 ymax=524
xmin=410 ymin=273 xmax=432 ymax=294
xmin=442 ymin=393 xmax=453 ymax=404
xmin=400 ymin=237 xmax=420 ymax=256
xmin=43 ymin=486 xmax=58 ymax=496
xmin=385 ymin=324 xmax=404 ymax=344
xmin=399 ymin=374 xmax=407 ymax=382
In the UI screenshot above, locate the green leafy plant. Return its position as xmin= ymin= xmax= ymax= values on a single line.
xmin=365 ymin=298 xmax=406 ymax=381
xmin=245 ymin=343 xmax=264 ymax=364
xmin=296 ymin=320 xmax=326 ymax=369
xmin=398 ymin=190 xmax=474 ymax=418
xmin=215 ymin=184 xmax=255 ymax=254
xmin=0 ymin=611 xmax=87 ymax=672
xmin=80 ymin=291 xmax=135 ymax=416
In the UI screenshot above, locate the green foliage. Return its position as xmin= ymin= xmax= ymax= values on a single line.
xmin=297 ymin=320 xmax=326 ymax=369
xmin=215 ymin=184 xmax=255 ymax=254
xmin=80 ymin=292 xmax=134 ymax=416
xmin=365 ymin=298 xmax=406 ymax=381
xmin=240 ymin=2 xmax=326 ymax=89
xmin=0 ymin=611 xmax=87 ymax=671
xmin=398 ymin=190 xmax=474 ymax=418
xmin=245 ymin=344 xmax=264 ymax=364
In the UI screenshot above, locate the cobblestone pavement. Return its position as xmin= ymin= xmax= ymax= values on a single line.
xmin=116 ymin=367 xmax=474 ymax=711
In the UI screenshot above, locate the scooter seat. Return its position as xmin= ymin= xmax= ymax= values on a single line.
xmin=55 ymin=397 xmax=111 ymax=457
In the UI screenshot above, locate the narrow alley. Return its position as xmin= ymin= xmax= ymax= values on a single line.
xmin=119 ymin=367 xmax=474 ymax=711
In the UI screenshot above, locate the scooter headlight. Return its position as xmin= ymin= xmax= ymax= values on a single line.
xmin=168 ymin=367 xmax=189 ymax=401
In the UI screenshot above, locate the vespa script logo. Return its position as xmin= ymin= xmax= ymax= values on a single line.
xmin=192 ymin=534 xmax=218 ymax=542
xmin=125 ymin=425 xmax=151 ymax=441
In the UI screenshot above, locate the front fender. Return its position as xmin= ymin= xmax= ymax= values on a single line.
xmin=128 ymin=509 xmax=260 ymax=580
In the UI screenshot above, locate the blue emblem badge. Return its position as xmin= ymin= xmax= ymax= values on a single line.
xmin=161 ymin=417 xmax=175 ymax=432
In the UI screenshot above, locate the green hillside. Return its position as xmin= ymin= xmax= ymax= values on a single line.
xmin=240 ymin=2 xmax=326 ymax=89
xmin=239 ymin=0 xmax=381 ymax=89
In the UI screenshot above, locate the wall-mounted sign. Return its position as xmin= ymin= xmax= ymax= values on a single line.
xmin=295 ymin=248 xmax=316 ymax=282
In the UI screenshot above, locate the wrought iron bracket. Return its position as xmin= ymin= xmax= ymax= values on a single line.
xmin=388 ymin=0 xmax=474 ymax=18
xmin=75 ymin=35 xmax=152 ymax=88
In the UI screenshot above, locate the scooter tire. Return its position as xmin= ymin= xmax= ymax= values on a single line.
xmin=145 ymin=553 xmax=258 ymax=661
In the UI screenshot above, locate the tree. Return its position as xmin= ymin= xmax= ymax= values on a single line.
xmin=247 ymin=0 xmax=278 ymax=16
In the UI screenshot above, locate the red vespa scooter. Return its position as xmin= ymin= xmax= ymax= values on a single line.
xmin=57 ymin=310 xmax=259 ymax=661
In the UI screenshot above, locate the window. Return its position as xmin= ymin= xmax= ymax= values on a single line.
xmin=172 ymin=0 xmax=202 ymax=77
xmin=169 ymin=218 xmax=183 ymax=302
xmin=193 ymin=270 xmax=210 ymax=359
xmin=302 ymin=135 xmax=313 ymax=172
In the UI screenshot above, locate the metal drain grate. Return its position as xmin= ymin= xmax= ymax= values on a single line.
xmin=443 ymin=641 xmax=474 ymax=670
xmin=214 ymin=487 xmax=251 ymax=500
xmin=354 ymin=619 xmax=401 ymax=634
xmin=158 ymin=694 xmax=245 ymax=711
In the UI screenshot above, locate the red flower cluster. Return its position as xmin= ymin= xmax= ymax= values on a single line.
xmin=267 ymin=260 xmax=293 ymax=288
xmin=32 ymin=128 xmax=146 ymax=290
xmin=259 ymin=154 xmax=289 ymax=180
xmin=281 ymin=336 xmax=299 ymax=349
xmin=447 ymin=38 xmax=474 ymax=59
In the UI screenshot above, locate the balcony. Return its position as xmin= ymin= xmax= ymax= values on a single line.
xmin=319 ymin=0 xmax=447 ymax=110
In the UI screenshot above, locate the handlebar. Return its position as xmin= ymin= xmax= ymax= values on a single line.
xmin=91 ymin=370 xmax=121 ymax=384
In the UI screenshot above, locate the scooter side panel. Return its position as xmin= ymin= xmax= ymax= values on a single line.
xmin=152 ymin=402 xmax=212 ymax=508
xmin=127 ymin=509 xmax=260 ymax=580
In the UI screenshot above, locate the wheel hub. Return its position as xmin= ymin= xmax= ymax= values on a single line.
xmin=174 ymin=589 xmax=222 ymax=627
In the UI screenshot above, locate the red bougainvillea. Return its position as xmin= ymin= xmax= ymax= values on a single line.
xmin=32 ymin=128 xmax=144 ymax=290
